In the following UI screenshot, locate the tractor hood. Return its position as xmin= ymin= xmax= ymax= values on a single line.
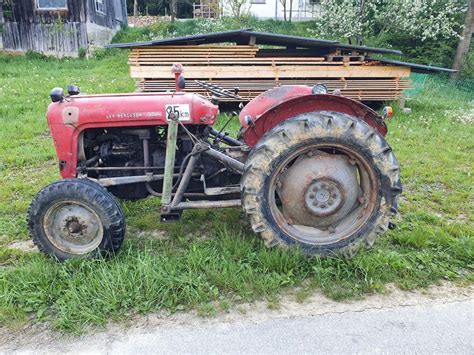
xmin=47 ymin=92 xmax=219 ymax=129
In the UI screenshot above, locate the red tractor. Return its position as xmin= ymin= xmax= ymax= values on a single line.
xmin=28 ymin=64 xmax=401 ymax=260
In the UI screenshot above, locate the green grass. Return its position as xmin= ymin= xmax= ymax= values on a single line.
xmin=0 ymin=52 xmax=473 ymax=333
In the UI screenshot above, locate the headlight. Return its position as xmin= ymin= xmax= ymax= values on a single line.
xmin=312 ymin=83 xmax=328 ymax=95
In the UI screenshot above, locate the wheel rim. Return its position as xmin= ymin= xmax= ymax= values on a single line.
xmin=269 ymin=143 xmax=379 ymax=245
xmin=43 ymin=200 xmax=104 ymax=255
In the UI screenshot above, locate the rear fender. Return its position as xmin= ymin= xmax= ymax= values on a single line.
xmin=240 ymin=92 xmax=387 ymax=147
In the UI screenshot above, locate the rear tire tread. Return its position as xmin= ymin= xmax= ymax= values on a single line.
xmin=241 ymin=111 xmax=402 ymax=257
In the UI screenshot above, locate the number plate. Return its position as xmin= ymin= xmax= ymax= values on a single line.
xmin=165 ymin=104 xmax=191 ymax=122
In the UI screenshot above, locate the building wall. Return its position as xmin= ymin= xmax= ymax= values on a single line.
xmin=85 ymin=0 xmax=127 ymax=48
xmin=0 ymin=0 xmax=127 ymax=55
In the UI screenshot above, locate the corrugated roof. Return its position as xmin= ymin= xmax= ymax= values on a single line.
xmin=106 ymin=29 xmax=402 ymax=55
xmin=107 ymin=29 xmax=250 ymax=48
xmin=107 ymin=30 xmax=456 ymax=74
xmin=366 ymin=57 xmax=457 ymax=74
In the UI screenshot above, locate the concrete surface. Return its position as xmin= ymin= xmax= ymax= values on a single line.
xmin=104 ymin=300 xmax=474 ymax=354
xmin=2 ymin=284 xmax=473 ymax=354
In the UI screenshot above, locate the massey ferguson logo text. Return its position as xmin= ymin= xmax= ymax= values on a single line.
xmin=106 ymin=111 xmax=162 ymax=119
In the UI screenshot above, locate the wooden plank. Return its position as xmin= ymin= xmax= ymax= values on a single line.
xmin=130 ymin=65 xmax=411 ymax=79
xmin=128 ymin=60 xmax=361 ymax=66
xmin=136 ymin=77 xmax=412 ymax=102
xmin=132 ymin=45 xmax=258 ymax=49
xmin=129 ymin=56 xmax=327 ymax=61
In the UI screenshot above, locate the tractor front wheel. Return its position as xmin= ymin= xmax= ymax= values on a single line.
xmin=27 ymin=179 xmax=125 ymax=261
xmin=241 ymin=111 xmax=402 ymax=256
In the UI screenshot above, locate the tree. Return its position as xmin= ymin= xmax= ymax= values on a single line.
xmin=313 ymin=0 xmax=465 ymax=45
xmin=280 ymin=0 xmax=287 ymax=21
xmin=356 ymin=0 xmax=365 ymax=45
xmin=451 ymin=0 xmax=473 ymax=79
xmin=133 ymin=0 xmax=138 ymax=16
xmin=223 ymin=0 xmax=250 ymax=18
xmin=289 ymin=0 xmax=293 ymax=22
xmin=170 ymin=0 xmax=178 ymax=21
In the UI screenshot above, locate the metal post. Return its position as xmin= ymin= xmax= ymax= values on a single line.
xmin=170 ymin=154 xmax=199 ymax=207
xmin=161 ymin=120 xmax=178 ymax=206
xmin=162 ymin=63 xmax=184 ymax=207
xmin=171 ymin=199 xmax=242 ymax=210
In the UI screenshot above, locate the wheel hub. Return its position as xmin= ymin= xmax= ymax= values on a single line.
xmin=279 ymin=152 xmax=359 ymax=228
xmin=304 ymin=179 xmax=344 ymax=216
xmin=62 ymin=216 xmax=87 ymax=237
xmin=44 ymin=201 xmax=103 ymax=254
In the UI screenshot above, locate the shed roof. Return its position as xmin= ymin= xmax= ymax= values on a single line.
xmin=106 ymin=29 xmax=402 ymax=55
xmin=107 ymin=29 xmax=455 ymax=74
xmin=366 ymin=57 xmax=457 ymax=74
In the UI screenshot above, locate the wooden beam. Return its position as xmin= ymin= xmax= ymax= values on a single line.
xmin=130 ymin=65 xmax=411 ymax=79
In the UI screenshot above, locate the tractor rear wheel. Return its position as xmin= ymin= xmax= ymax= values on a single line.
xmin=241 ymin=111 xmax=402 ymax=256
xmin=27 ymin=179 xmax=125 ymax=261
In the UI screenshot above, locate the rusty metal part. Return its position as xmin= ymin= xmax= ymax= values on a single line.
xmin=209 ymin=128 xmax=243 ymax=146
xmin=85 ymin=166 xmax=165 ymax=171
xmin=200 ymin=175 xmax=240 ymax=196
xmin=279 ymin=152 xmax=358 ymax=227
xmin=170 ymin=154 xmax=199 ymax=207
xmin=269 ymin=144 xmax=378 ymax=245
xmin=43 ymin=200 xmax=103 ymax=255
xmin=202 ymin=146 xmax=245 ymax=173
xmin=88 ymin=173 xmax=200 ymax=187
xmin=170 ymin=199 xmax=241 ymax=210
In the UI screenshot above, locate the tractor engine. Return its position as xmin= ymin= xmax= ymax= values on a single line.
xmin=80 ymin=126 xmax=243 ymax=200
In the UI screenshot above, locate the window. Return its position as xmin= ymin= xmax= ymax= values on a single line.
xmin=95 ymin=0 xmax=106 ymax=14
xmin=251 ymin=0 xmax=266 ymax=3
xmin=36 ymin=0 xmax=67 ymax=10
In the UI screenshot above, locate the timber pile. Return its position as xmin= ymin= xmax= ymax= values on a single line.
xmin=128 ymin=45 xmax=411 ymax=102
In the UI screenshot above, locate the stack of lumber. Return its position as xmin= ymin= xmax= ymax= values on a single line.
xmin=129 ymin=45 xmax=411 ymax=102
